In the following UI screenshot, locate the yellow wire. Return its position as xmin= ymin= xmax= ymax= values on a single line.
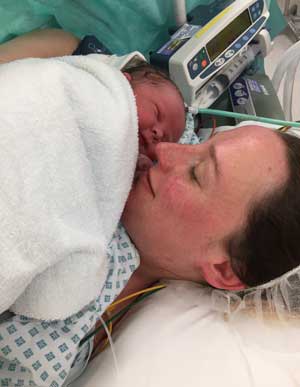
xmin=107 ymin=284 xmax=166 ymax=311
xmin=278 ymin=125 xmax=291 ymax=132
xmin=96 ymin=284 xmax=167 ymax=351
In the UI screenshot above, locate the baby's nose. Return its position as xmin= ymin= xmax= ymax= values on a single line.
xmin=152 ymin=127 xmax=164 ymax=142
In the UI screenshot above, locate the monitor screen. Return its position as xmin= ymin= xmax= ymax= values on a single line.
xmin=206 ymin=9 xmax=252 ymax=62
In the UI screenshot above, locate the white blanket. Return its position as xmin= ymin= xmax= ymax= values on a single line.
xmin=0 ymin=54 xmax=138 ymax=320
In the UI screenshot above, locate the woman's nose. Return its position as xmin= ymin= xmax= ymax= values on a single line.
xmin=155 ymin=142 xmax=190 ymax=172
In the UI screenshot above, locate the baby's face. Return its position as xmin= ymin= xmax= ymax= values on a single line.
xmin=132 ymin=80 xmax=186 ymax=171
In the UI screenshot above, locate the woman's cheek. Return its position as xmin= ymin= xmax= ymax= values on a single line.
xmin=161 ymin=177 xmax=195 ymax=214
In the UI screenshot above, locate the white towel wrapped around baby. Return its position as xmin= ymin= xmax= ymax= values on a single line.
xmin=0 ymin=54 xmax=138 ymax=320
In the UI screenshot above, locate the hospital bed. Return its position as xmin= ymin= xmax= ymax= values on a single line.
xmin=1 ymin=0 xmax=300 ymax=386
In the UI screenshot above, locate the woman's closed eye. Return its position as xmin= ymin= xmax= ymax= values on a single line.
xmin=191 ymin=161 xmax=211 ymax=188
xmin=190 ymin=164 xmax=201 ymax=187
xmin=155 ymin=105 xmax=160 ymax=121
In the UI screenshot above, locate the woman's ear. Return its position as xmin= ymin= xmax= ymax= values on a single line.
xmin=123 ymin=72 xmax=132 ymax=82
xmin=201 ymin=257 xmax=246 ymax=291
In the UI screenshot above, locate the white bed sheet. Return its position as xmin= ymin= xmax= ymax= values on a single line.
xmin=71 ymin=281 xmax=300 ymax=387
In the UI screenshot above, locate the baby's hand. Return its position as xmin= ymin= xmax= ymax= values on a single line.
xmin=134 ymin=154 xmax=154 ymax=181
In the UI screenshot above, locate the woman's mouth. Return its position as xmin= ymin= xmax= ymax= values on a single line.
xmin=146 ymin=169 xmax=155 ymax=197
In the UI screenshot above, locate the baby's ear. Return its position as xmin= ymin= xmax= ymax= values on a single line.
xmin=123 ymin=72 xmax=132 ymax=82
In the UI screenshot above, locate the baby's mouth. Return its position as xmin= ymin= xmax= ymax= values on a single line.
xmin=137 ymin=153 xmax=153 ymax=170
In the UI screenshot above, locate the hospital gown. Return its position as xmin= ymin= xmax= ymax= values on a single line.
xmin=0 ymin=224 xmax=140 ymax=387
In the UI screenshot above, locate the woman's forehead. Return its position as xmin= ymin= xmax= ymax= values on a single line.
xmin=213 ymin=125 xmax=288 ymax=188
xmin=214 ymin=125 xmax=274 ymax=140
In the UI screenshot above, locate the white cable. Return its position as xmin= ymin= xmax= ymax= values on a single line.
xmin=272 ymin=40 xmax=300 ymax=93
xmin=272 ymin=41 xmax=300 ymax=120
xmin=254 ymin=29 xmax=272 ymax=57
xmin=173 ymin=0 xmax=187 ymax=27
xmin=98 ymin=314 xmax=120 ymax=380
xmin=283 ymin=57 xmax=299 ymax=121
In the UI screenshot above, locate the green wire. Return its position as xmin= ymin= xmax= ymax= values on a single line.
xmin=197 ymin=108 xmax=300 ymax=128
xmin=79 ymin=287 xmax=163 ymax=347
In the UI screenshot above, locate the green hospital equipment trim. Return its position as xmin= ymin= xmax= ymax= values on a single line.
xmin=195 ymin=108 xmax=300 ymax=128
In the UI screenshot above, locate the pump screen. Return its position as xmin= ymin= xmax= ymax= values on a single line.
xmin=206 ymin=9 xmax=252 ymax=61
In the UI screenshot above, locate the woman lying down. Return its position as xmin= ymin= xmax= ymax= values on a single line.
xmin=1 ymin=29 xmax=300 ymax=387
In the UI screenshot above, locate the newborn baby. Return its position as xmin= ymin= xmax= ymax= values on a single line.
xmin=123 ymin=63 xmax=186 ymax=175
xmin=73 ymin=37 xmax=186 ymax=166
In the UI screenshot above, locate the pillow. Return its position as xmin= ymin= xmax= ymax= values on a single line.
xmin=71 ymin=281 xmax=300 ymax=387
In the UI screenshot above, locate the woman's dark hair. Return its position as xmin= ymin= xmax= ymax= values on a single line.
xmin=226 ymin=131 xmax=300 ymax=287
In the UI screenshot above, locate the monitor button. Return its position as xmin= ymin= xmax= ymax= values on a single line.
xmin=233 ymin=82 xmax=245 ymax=90
xmin=215 ymin=57 xmax=225 ymax=67
xmin=201 ymin=59 xmax=208 ymax=68
xmin=237 ymin=97 xmax=247 ymax=105
xmin=192 ymin=62 xmax=199 ymax=71
xmin=225 ymin=49 xmax=235 ymax=58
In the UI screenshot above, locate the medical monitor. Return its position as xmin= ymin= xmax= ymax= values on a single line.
xmin=150 ymin=0 xmax=269 ymax=106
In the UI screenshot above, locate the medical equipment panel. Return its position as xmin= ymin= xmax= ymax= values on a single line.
xmin=229 ymin=74 xmax=285 ymax=122
xmin=150 ymin=0 xmax=269 ymax=107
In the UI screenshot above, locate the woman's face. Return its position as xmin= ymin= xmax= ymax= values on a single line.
xmin=122 ymin=126 xmax=288 ymax=281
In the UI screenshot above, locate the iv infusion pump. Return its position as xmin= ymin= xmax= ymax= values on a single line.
xmin=150 ymin=0 xmax=269 ymax=107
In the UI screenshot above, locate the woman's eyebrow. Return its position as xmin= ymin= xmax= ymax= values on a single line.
xmin=209 ymin=144 xmax=220 ymax=178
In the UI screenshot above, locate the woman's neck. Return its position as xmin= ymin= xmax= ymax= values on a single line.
xmin=91 ymin=266 xmax=159 ymax=359
xmin=119 ymin=265 xmax=159 ymax=298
